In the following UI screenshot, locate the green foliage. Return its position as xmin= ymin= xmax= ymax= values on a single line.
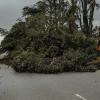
xmin=12 ymin=50 xmax=37 ymax=73
xmin=62 ymin=49 xmax=86 ymax=71
xmin=0 ymin=22 xmax=26 ymax=53
xmin=75 ymin=65 xmax=97 ymax=72
xmin=11 ymin=30 xmax=97 ymax=73
xmin=35 ymin=57 xmax=64 ymax=73
xmin=12 ymin=46 xmax=97 ymax=73
xmin=0 ymin=0 xmax=98 ymax=73
xmin=12 ymin=50 xmax=64 ymax=73
xmin=61 ymin=48 xmax=97 ymax=72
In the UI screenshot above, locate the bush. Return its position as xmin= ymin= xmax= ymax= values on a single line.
xmin=44 ymin=45 xmax=60 ymax=58
xmin=35 ymin=57 xmax=64 ymax=73
xmin=62 ymin=49 xmax=86 ymax=71
xmin=11 ymin=34 xmax=97 ymax=73
xmin=61 ymin=48 xmax=97 ymax=72
xmin=75 ymin=65 xmax=97 ymax=72
xmin=12 ymin=50 xmax=64 ymax=73
xmin=1 ymin=19 xmax=97 ymax=74
xmin=12 ymin=51 xmax=37 ymax=73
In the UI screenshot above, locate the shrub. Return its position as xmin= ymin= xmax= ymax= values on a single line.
xmin=12 ymin=51 xmax=37 ymax=73
xmin=62 ymin=48 xmax=97 ymax=72
xmin=35 ymin=64 xmax=64 ymax=74
xmin=11 ymin=35 xmax=97 ymax=73
xmin=44 ymin=45 xmax=60 ymax=58
xmin=33 ymin=57 xmax=64 ymax=73
xmin=62 ymin=49 xmax=86 ymax=71
xmin=75 ymin=65 xmax=97 ymax=72
xmin=12 ymin=50 xmax=64 ymax=73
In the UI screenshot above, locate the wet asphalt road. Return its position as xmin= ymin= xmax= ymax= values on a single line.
xmin=0 ymin=64 xmax=100 ymax=100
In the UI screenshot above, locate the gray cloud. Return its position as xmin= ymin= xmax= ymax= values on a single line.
xmin=0 ymin=0 xmax=38 ymax=30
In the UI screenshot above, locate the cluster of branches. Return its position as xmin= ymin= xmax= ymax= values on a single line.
xmin=0 ymin=0 xmax=99 ymax=73
xmin=0 ymin=0 xmax=98 ymax=38
xmin=77 ymin=0 xmax=100 ymax=35
xmin=23 ymin=0 xmax=78 ymax=34
xmin=22 ymin=0 xmax=99 ymax=35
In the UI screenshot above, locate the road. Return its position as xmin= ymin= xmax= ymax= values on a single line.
xmin=0 ymin=64 xmax=100 ymax=100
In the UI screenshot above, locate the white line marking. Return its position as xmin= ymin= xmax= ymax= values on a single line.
xmin=75 ymin=94 xmax=87 ymax=100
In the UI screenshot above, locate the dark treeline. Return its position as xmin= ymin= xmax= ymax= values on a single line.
xmin=0 ymin=0 xmax=99 ymax=73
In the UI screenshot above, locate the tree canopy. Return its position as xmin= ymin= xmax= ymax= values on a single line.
xmin=0 ymin=0 xmax=99 ymax=73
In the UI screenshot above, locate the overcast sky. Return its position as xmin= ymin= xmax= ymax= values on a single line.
xmin=0 ymin=0 xmax=39 ymax=30
xmin=0 ymin=0 xmax=100 ymax=30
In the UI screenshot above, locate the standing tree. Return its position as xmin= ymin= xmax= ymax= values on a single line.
xmin=67 ymin=0 xmax=78 ymax=34
xmin=78 ymin=0 xmax=99 ymax=35
xmin=23 ymin=0 xmax=78 ymax=34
